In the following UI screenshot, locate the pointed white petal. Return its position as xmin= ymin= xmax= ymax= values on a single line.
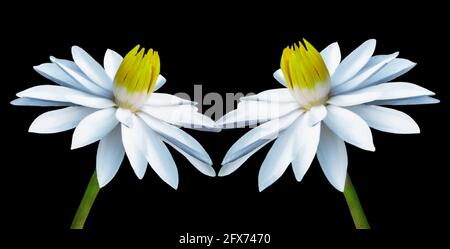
xmin=71 ymin=108 xmax=118 ymax=149
xmin=72 ymin=46 xmax=112 ymax=90
xmin=219 ymin=139 xmax=272 ymax=177
xmin=115 ymin=107 xmax=133 ymax=127
xmin=258 ymin=115 xmax=305 ymax=191
xmin=134 ymin=118 xmax=179 ymax=189
xmin=332 ymin=52 xmax=398 ymax=94
xmin=48 ymin=57 xmax=79 ymax=70
xmin=17 ymin=85 xmax=82 ymax=102
xmin=64 ymin=91 xmax=115 ymax=109
xmin=10 ymin=97 xmax=71 ymax=107
xmin=327 ymin=89 xmax=381 ymax=107
xmin=96 ymin=126 xmax=125 ymax=187
xmin=292 ymin=114 xmax=321 ymax=182
xmin=29 ymin=106 xmax=96 ymax=134
xmin=273 ymin=69 xmax=287 ymax=87
xmin=46 ymin=57 xmax=88 ymax=91
xmin=121 ymin=123 xmax=147 ymax=179
xmin=332 ymin=39 xmax=376 ymax=85
xmin=363 ymin=58 xmax=416 ymax=86
xmin=305 ymin=105 xmax=327 ymax=126
xmin=33 ymin=63 xmax=80 ymax=88
xmin=361 ymin=53 xmax=398 ymax=67
xmin=138 ymin=113 xmax=212 ymax=165
xmin=145 ymin=93 xmax=194 ymax=106
xmin=240 ymin=88 xmax=296 ymax=103
xmin=369 ymin=96 xmax=439 ymax=106
xmin=51 ymin=56 xmax=111 ymax=97
xmin=17 ymin=85 xmax=113 ymax=108
xmin=103 ymin=49 xmax=123 ymax=81
xmin=217 ymin=100 xmax=300 ymax=128
xmin=163 ymin=139 xmax=216 ymax=177
xmin=347 ymin=105 xmax=420 ymax=134
xmin=317 ymin=124 xmax=348 ymax=192
xmin=364 ymin=82 xmax=435 ymax=100
xmin=153 ymin=75 xmax=167 ymax=92
xmin=320 ymin=42 xmax=341 ymax=76
xmin=324 ymin=105 xmax=375 ymax=151
xmin=222 ymin=109 xmax=303 ymax=166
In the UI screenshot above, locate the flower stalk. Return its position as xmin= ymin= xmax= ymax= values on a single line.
xmin=343 ymin=174 xmax=370 ymax=229
xmin=71 ymin=170 xmax=100 ymax=229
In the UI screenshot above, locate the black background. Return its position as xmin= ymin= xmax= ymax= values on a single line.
xmin=1 ymin=1 xmax=449 ymax=246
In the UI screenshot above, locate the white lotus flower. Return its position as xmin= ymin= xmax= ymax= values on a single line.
xmin=12 ymin=45 xmax=217 ymax=188
xmin=218 ymin=39 xmax=438 ymax=192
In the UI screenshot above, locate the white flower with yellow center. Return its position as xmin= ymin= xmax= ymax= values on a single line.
xmin=12 ymin=45 xmax=217 ymax=188
xmin=218 ymin=39 xmax=438 ymax=192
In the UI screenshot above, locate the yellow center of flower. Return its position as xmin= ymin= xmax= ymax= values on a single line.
xmin=281 ymin=39 xmax=330 ymax=108
xmin=113 ymin=45 xmax=160 ymax=111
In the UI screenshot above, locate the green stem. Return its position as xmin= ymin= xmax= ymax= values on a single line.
xmin=343 ymin=174 xmax=370 ymax=229
xmin=71 ymin=170 xmax=100 ymax=229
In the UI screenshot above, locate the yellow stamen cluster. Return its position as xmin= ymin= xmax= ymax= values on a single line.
xmin=281 ymin=39 xmax=330 ymax=90
xmin=114 ymin=45 xmax=160 ymax=95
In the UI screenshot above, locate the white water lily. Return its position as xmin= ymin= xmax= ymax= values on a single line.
xmin=218 ymin=39 xmax=438 ymax=192
xmin=12 ymin=45 xmax=217 ymax=188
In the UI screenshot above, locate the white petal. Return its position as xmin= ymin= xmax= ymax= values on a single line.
xmin=11 ymin=97 xmax=71 ymax=107
xmin=240 ymin=88 xmax=296 ymax=103
xmin=364 ymin=82 xmax=435 ymax=100
xmin=219 ymin=140 xmax=272 ymax=177
xmin=29 ymin=106 xmax=96 ymax=134
xmin=17 ymin=85 xmax=83 ymax=102
xmin=51 ymin=56 xmax=112 ymax=97
xmin=320 ymin=42 xmax=341 ymax=76
xmin=115 ymin=107 xmax=133 ymax=127
xmin=222 ymin=109 xmax=303 ymax=166
xmin=305 ymin=105 xmax=327 ymax=126
xmin=33 ymin=63 xmax=80 ymax=89
xmin=96 ymin=126 xmax=125 ymax=187
xmin=134 ymin=118 xmax=179 ymax=189
xmin=163 ymin=139 xmax=216 ymax=177
xmin=64 ymin=91 xmax=115 ymax=109
xmin=361 ymin=53 xmax=397 ymax=67
xmin=153 ymin=75 xmax=167 ymax=92
xmin=332 ymin=39 xmax=376 ymax=85
xmin=138 ymin=113 xmax=212 ymax=165
xmin=46 ymin=57 xmax=87 ymax=90
xmin=273 ymin=69 xmax=287 ymax=87
xmin=121 ymin=123 xmax=147 ymax=179
xmin=347 ymin=105 xmax=420 ymax=134
xmin=217 ymin=100 xmax=301 ymax=128
xmin=327 ymin=88 xmax=381 ymax=107
xmin=48 ymin=57 xmax=81 ymax=72
xmin=17 ymin=85 xmax=113 ymax=108
xmin=72 ymin=46 xmax=113 ymax=90
xmin=71 ymin=108 xmax=118 ymax=149
xmin=317 ymin=124 xmax=348 ymax=192
xmin=258 ymin=115 xmax=305 ymax=191
xmin=145 ymin=93 xmax=194 ymax=106
xmin=332 ymin=52 xmax=398 ymax=94
xmin=363 ymin=58 xmax=416 ymax=86
xmin=103 ymin=49 xmax=123 ymax=81
xmin=291 ymin=114 xmax=321 ymax=182
xmin=140 ymin=104 xmax=218 ymax=131
xmin=369 ymin=96 xmax=439 ymax=106
xmin=324 ymin=105 xmax=375 ymax=151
